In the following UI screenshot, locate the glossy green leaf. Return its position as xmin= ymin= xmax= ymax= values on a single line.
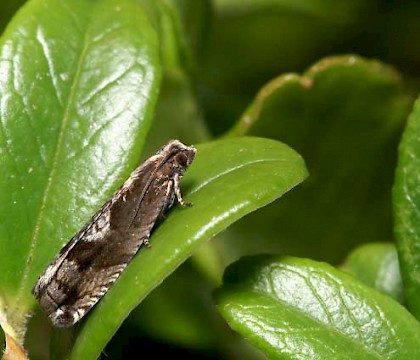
xmin=223 ymin=55 xmax=411 ymax=264
xmin=0 ymin=0 xmax=160 ymax=334
xmin=216 ymin=255 xmax=420 ymax=359
xmin=394 ymin=96 xmax=420 ymax=319
xmin=68 ymin=136 xmax=308 ymax=360
xmin=341 ymin=243 xmax=404 ymax=304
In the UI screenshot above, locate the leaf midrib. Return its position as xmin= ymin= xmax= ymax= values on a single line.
xmin=15 ymin=6 xmax=95 ymax=308
xmin=231 ymin=288 xmax=384 ymax=359
xmin=189 ymin=158 xmax=297 ymax=195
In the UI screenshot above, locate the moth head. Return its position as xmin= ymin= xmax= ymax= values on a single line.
xmin=174 ymin=146 xmax=196 ymax=170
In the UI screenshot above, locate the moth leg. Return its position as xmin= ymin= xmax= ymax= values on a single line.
xmin=121 ymin=187 xmax=130 ymax=201
xmin=143 ymin=236 xmax=152 ymax=248
xmin=50 ymin=305 xmax=80 ymax=328
xmin=130 ymin=232 xmax=152 ymax=248
xmin=174 ymin=172 xmax=191 ymax=207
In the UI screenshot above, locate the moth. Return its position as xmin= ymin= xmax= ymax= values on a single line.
xmin=32 ymin=140 xmax=196 ymax=327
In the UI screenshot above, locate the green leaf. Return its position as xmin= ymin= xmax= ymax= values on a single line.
xmin=394 ymin=96 xmax=420 ymax=319
xmin=139 ymin=0 xmax=211 ymax=74
xmin=216 ymin=255 xmax=420 ymax=359
xmin=341 ymin=243 xmax=404 ymax=304
xmin=128 ymin=261 xmax=221 ymax=349
xmin=137 ymin=0 xmax=211 ymax=155
xmin=0 ymin=1 xmax=26 ymax=34
xmin=199 ymin=1 xmax=371 ymax=134
xmin=215 ymin=0 xmax=364 ymax=23
xmin=68 ymin=136 xmax=308 ymax=360
xmin=170 ymin=0 xmax=212 ymax=65
xmin=223 ymin=55 xmax=412 ymax=264
xmin=0 ymin=0 xmax=160 ymax=334
xmin=144 ymin=70 xmax=210 ymax=156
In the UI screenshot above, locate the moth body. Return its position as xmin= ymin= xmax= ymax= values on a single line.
xmin=32 ymin=140 xmax=196 ymax=327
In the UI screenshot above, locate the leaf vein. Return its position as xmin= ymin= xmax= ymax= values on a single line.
xmin=15 ymin=12 xmax=94 ymax=305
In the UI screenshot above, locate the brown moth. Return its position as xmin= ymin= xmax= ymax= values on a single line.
xmin=32 ymin=140 xmax=196 ymax=327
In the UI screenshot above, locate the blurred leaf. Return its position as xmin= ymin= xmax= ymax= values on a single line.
xmin=0 ymin=0 xmax=160 ymax=337
xmin=171 ymin=0 xmax=212 ymax=65
xmin=140 ymin=0 xmax=211 ymax=74
xmin=69 ymin=136 xmax=308 ymax=360
xmin=140 ymin=0 xmax=188 ymax=73
xmin=341 ymin=243 xmax=404 ymax=304
xmin=141 ymin=0 xmax=211 ymax=155
xmin=128 ymin=261 xmax=221 ymax=349
xmin=369 ymin=2 xmax=420 ymax=83
xmin=124 ymin=245 xmax=222 ymax=353
xmin=155 ymin=0 xmax=210 ymax=73
xmin=216 ymin=255 xmax=420 ymax=359
xmin=124 ymin=243 xmax=222 ymax=352
xmin=394 ymin=96 xmax=420 ymax=319
xmin=144 ymin=70 xmax=210 ymax=156
xmin=222 ymin=55 xmax=411 ymax=264
xmin=190 ymin=240 xmax=225 ymax=285
xmin=215 ymin=0 xmax=363 ymax=23
xmin=199 ymin=0 xmax=371 ymax=134
xmin=0 ymin=1 xmax=26 ymax=34
xmin=126 ymin=249 xmax=238 ymax=354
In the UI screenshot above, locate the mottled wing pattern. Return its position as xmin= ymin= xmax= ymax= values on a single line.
xmin=32 ymin=140 xmax=196 ymax=327
xmin=49 ymin=177 xmax=173 ymax=326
